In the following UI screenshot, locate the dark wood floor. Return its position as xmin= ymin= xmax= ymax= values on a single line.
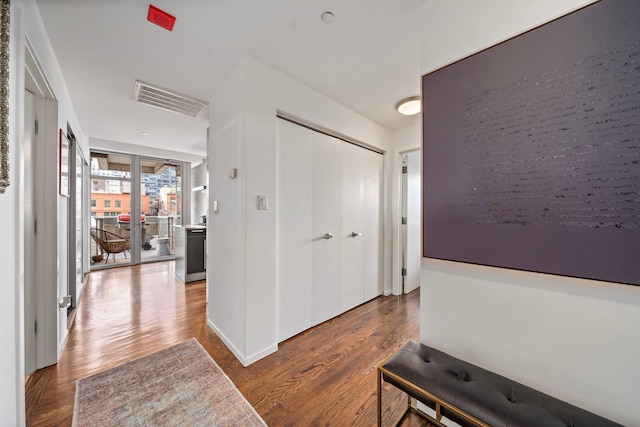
xmin=26 ymin=261 xmax=432 ymax=426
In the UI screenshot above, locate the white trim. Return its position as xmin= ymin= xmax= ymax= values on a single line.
xmin=276 ymin=110 xmax=385 ymax=155
xmin=244 ymin=344 xmax=278 ymax=367
xmin=25 ymin=37 xmax=54 ymax=99
xmin=207 ymin=319 xmax=278 ymax=367
xmin=207 ymin=319 xmax=245 ymax=364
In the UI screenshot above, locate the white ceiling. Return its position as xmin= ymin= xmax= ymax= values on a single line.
xmin=36 ymin=0 xmax=424 ymax=158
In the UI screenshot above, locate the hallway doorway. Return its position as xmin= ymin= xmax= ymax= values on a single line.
xmin=89 ymin=151 xmax=185 ymax=269
xmin=401 ymin=149 xmax=421 ymax=294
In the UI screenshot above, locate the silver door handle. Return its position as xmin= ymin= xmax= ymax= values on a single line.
xmin=323 ymin=233 xmax=333 ymax=240
xmin=350 ymin=231 xmax=362 ymax=237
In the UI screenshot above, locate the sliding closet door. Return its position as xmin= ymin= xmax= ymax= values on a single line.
xmin=341 ymin=142 xmax=366 ymax=311
xmin=362 ymin=148 xmax=383 ymax=301
xmin=311 ymin=132 xmax=343 ymax=325
xmin=276 ymin=118 xmax=382 ymax=342
xmin=342 ymin=143 xmax=383 ymax=310
xmin=276 ymin=120 xmax=313 ymax=342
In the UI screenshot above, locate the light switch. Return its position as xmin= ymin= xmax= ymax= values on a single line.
xmin=213 ymin=200 xmax=219 ymax=213
xmin=257 ymin=195 xmax=268 ymax=210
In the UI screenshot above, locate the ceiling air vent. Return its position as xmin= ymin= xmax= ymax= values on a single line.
xmin=132 ymin=80 xmax=208 ymax=118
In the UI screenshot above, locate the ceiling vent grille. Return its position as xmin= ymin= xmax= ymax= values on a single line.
xmin=132 ymin=80 xmax=208 ymax=117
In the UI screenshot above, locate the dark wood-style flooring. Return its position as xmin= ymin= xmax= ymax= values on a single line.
xmin=26 ymin=261 xmax=432 ymax=426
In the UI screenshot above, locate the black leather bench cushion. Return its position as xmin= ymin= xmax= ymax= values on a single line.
xmin=382 ymin=341 xmax=622 ymax=427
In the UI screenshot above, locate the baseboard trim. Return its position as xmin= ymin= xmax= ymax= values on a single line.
xmin=245 ymin=343 xmax=278 ymax=366
xmin=206 ymin=319 xmax=278 ymax=367
xmin=207 ymin=320 xmax=246 ymax=365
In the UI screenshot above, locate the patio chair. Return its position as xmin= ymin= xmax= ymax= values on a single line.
xmin=104 ymin=223 xmax=130 ymax=239
xmin=90 ymin=228 xmax=131 ymax=263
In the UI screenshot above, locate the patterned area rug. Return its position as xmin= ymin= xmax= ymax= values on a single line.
xmin=72 ymin=338 xmax=266 ymax=426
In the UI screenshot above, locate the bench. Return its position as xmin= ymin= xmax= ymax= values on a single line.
xmin=377 ymin=341 xmax=622 ymax=427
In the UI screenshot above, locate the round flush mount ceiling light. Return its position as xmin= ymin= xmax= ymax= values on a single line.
xmin=321 ymin=11 xmax=335 ymax=23
xmin=396 ymin=96 xmax=421 ymax=116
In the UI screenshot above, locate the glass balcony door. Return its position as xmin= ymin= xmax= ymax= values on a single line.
xmin=140 ymin=159 xmax=182 ymax=263
xmin=90 ymin=152 xmax=134 ymax=268
xmin=90 ymin=151 xmax=184 ymax=269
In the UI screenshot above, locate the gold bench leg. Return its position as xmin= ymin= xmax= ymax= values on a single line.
xmin=379 ymin=367 xmax=416 ymax=427
xmin=377 ymin=367 xmax=382 ymax=427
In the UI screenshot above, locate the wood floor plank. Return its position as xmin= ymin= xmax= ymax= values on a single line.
xmin=26 ymin=261 xmax=432 ymax=426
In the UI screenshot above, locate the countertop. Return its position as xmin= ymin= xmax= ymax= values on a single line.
xmin=175 ymin=225 xmax=207 ymax=230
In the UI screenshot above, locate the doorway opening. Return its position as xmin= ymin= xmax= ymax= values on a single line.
xmin=89 ymin=151 xmax=184 ymax=269
xmin=401 ymin=149 xmax=421 ymax=294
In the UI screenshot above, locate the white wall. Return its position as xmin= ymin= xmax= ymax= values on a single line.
xmin=1 ymin=4 xmax=22 ymax=424
xmin=3 ymin=1 xmax=89 ymax=424
xmin=420 ymin=1 xmax=639 ymax=424
xmin=18 ymin=0 xmax=89 ymax=359
xmin=208 ymin=56 xmax=393 ymax=365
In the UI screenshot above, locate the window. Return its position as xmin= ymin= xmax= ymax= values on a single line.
xmin=90 ymin=199 xmax=96 ymax=207
xmin=115 ymin=200 xmax=122 ymax=208
xmin=104 ymin=200 xmax=111 ymax=208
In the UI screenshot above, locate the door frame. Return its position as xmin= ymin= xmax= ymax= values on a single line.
xmin=401 ymin=149 xmax=421 ymax=294
xmin=23 ymin=89 xmax=36 ymax=376
xmin=24 ymin=36 xmax=59 ymax=372
xmin=391 ymin=145 xmax=421 ymax=296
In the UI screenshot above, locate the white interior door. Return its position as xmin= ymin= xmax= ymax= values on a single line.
xmin=405 ymin=150 xmax=421 ymax=293
xmin=311 ymin=132 xmax=343 ymax=325
xmin=341 ymin=142 xmax=366 ymax=312
xmin=276 ymin=120 xmax=313 ymax=342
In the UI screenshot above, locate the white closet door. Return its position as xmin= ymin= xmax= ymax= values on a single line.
xmin=363 ymin=148 xmax=383 ymax=301
xmin=311 ymin=132 xmax=343 ymax=325
xmin=341 ymin=142 xmax=366 ymax=312
xmin=276 ymin=119 xmax=313 ymax=342
xmin=276 ymin=118 xmax=383 ymax=340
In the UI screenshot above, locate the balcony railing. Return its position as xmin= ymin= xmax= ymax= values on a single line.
xmin=91 ymin=215 xmax=180 ymax=266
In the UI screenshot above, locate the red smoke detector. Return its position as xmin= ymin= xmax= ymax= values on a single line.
xmin=147 ymin=5 xmax=176 ymax=31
